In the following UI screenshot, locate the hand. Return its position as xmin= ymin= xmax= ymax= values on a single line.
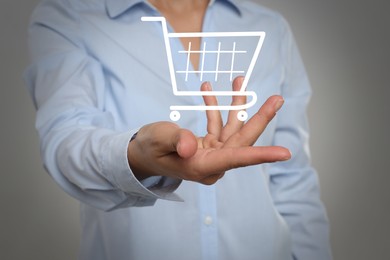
xmin=127 ymin=77 xmax=291 ymax=185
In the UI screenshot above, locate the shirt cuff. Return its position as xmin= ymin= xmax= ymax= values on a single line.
xmin=101 ymin=129 xmax=183 ymax=208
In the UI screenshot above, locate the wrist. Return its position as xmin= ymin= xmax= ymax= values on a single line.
xmin=127 ymin=132 xmax=154 ymax=181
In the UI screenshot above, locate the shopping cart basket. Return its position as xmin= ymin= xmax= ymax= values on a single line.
xmin=141 ymin=17 xmax=266 ymax=121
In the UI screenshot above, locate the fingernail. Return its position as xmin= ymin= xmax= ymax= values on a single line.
xmin=286 ymin=149 xmax=292 ymax=160
xmin=274 ymin=99 xmax=284 ymax=112
xmin=202 ymin=82 xmax=211 ymax=91
xmin=240 ymin=76 xmax=245 ymax=85
xmin=206 ymin=82 xmax=212 ymax=91
xmin=281 ymin=149 xmax=292 ymax=161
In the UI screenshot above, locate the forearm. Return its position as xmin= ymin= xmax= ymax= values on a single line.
xmin=39 ymin=122 xmax=182 ymax=211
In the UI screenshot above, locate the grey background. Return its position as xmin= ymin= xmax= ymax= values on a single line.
xmin=1 ymin=0 xmax=389 ymax=259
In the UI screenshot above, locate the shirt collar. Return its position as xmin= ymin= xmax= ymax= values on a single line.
xmin=106 ymin=0 xmax=143 ymax=18
xmin=106 ymin=0 xmax=241 ymax=18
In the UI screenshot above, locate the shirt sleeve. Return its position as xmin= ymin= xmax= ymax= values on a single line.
xmin=268 ymin=17 xmax=333 ymax=259
xmin=24 ymin=1 xmax=182 ymax=211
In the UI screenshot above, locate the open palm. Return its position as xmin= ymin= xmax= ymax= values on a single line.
xmin=128 ymin=77 xmax=291 ymax=184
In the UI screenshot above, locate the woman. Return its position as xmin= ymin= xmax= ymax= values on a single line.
xmin=25 ymin=0 xmax=332 ymax=259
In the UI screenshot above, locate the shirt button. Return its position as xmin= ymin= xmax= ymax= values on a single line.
xmin=204 ymin=216 xmax=213 ymax=225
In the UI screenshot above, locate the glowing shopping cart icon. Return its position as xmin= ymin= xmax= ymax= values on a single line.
xmin=141 ymin=16 xmax=266 ymax=121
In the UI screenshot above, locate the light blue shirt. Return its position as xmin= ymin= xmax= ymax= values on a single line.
xmin=25 ymin=0 xmax=332 ymax=259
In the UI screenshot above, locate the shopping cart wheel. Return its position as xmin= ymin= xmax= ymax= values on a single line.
xmin=237 ymin=110 xmax=248 ymax=121
xmin=170 ymin=111 xmax=181 ymax=121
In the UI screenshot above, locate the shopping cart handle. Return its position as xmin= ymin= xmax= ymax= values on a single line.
xmin=141 ymin=16 xmax=166 ymax=22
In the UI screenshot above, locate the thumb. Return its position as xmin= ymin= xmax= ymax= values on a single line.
xmin=174 ymin=129 xmax=198 ymax=159
xmin=139 ymin=122 xmax=198 ymax=159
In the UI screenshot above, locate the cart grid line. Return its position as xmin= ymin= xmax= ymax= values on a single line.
xmin=176 ymin=70 xmax=245 ymax=74
xmin=178 ymin=50 xmax=247 ymax=54
xmin=215 ymin=42 xmax=221 ymax=81
xmin=200 ymin=42 xmax=206 ymax=81
xmin=230 ymin=42 xmax=237 ymax=81
xmin=185 ymin=41 xmax=191 ymax=81
xmin=168 ymin=31 xmax=265 ymax=37
xmin=178 ymin=41 xmax=247 ymax=82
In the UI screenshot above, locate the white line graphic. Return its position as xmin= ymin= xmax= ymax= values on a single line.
xmin=200 ymin=42 xmax=206 ymax=82
xmin=141 ymin=16 xmax=266 ymax=122
xmin=184 ymin=41 xmax=191 ymax=82
xmin=230 ymin=42 xmax=237 ymax=81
